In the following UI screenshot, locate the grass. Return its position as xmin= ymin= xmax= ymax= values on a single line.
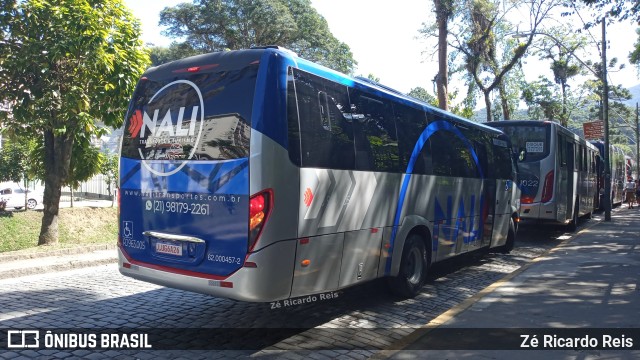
xmin=0 ymin=207 xmax=118 ymax=253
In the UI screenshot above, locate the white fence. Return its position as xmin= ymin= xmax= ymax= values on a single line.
xmin=27 ymin=174 xmax=115 ymax=202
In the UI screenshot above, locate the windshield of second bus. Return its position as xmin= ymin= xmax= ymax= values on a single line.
xmin=497 ymin=125 xmax=549 ymax=163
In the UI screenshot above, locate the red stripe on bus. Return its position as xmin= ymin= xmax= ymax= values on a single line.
xmin=119 ymin=244 xmax=232 ymax=280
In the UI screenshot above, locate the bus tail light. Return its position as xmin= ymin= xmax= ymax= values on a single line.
xmin=521 ymin=195 xmax=535 ymax=204
xmin=248 ymin=189 xmax=273 ymax=252
xmin=541 ymin=170 xmax=554 ymax=203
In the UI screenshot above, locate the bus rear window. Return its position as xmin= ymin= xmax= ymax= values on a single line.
xmin=121 ymin=63 xmax=258 ymax=161
xmin=495 ymin=125 xmax=550 ymax=162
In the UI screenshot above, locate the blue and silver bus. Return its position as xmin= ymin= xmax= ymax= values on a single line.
xmin=488 ymin=121 xmax=597 ymax=230
xmin=118 ymin=47 xmax=521 ymax=302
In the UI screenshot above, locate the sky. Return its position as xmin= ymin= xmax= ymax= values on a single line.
xmin=122 ymin=0 xmax=640 ymax=99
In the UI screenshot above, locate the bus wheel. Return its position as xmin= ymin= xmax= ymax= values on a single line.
xmin=500 ymin=218 xmax=516 ymax=254
xmin=388 ymin=234 xmax=429 ymax=298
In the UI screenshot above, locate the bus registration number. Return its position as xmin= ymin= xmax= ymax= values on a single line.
xmin=155 ymin=241 xmax=182 ymax=256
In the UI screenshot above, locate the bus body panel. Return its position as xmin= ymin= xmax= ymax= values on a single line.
xmin=119 ymin=157 xmax=249 ymax=277
xmin=491 ymin=177 xmax=517 ymax=247
xmin=248 ymin=130 xmax=300 ymax=250
xmin=290 ymin=232 xmax=343 ymax=297
xmin=338 ymin=228 xmax=384 ymax=288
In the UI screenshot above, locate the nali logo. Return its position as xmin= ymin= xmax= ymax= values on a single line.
xmin=132 ymin=79 xmax=205 ymax=177
xmin=128 ymin=106 xmax=200 ymax=139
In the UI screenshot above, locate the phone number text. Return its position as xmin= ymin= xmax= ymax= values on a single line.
xmin=147 ymin=200 xmax=210 ymax=216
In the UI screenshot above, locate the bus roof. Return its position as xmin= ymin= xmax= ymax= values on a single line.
xmin=143 ymin=47 xmax=504 ymax=137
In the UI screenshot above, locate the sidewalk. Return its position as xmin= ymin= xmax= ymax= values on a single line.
xmin=380 ymin=208 xmax=640 ymax=359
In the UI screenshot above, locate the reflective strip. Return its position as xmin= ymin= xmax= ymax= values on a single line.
xmin=143 ymin=231 xmax=205 ymax=243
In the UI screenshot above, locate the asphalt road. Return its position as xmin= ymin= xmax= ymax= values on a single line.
xmin=0 ymin=213 xmax=601 ymax=359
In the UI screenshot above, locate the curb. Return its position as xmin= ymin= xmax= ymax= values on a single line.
xmin=0 ymin=256 xmax=117 ymax=280
xmin=0 ymin=243 xmax=116 ymax=262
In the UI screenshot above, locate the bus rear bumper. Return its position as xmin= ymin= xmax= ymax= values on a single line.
xmin=118 ymin=240 xmax=296 ymax=303
xmin=519 ymin=202 xmax=556 ymax=221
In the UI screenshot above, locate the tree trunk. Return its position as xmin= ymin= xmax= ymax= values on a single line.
xmin=484 ymin=90 xmax=493 ymax=122
xmin=435 ymin=0 xmax=449 ymax=111
xmin=499 ymin=83 xmax=511 ymax=120
xmin=70 ymin=188 xmax=74 ymax=208
xmin=561 ymin=82 xmax=568 ymax=127
xmin=39 ymin=130 xmax=74 ymax=246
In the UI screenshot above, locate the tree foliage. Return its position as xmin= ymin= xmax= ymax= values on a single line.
xmin=568 ymin=0 xmax=640 ymax=24
xmin=629 ymin=28 xmax=640 ymax=69
xmin=527 ymin=27 xmax=588 ymax=126
xmin=101 ymin=153 xmax=118 ymax=206
xmin=408 ymin=87 xmax=438 ymax=105
xmin=522 ymin=77 xmax=564 ymax=121
xmin=449 ymin=0 xmax=561 ymax=122
xmin=0 ymin=140 xmax=26 ymax=184
xmin=0 ymin=0 xmax=149 ymax=245
xmin=157 ymin=0 xmax=356 ymax=73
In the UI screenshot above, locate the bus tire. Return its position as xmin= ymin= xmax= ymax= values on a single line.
xmin=500 ymin=218 xmax=516 ymax=254
xmin=388 ymin=234 xmax=429 ymax=298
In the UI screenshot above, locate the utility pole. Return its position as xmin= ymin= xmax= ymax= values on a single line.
xmin=603 ymin=19 xmax=612 ymax=221
xmin=637 ymin=103 xmax=639 ymax=178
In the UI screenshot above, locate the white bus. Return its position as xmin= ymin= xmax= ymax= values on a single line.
xmin=489 ymin=121 xmax=597 ymax=230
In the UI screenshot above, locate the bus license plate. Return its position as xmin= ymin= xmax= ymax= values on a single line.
xmin=155 ymin=241 xmax=182 ymax=256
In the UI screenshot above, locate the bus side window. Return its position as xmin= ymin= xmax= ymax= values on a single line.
xmin=430 ymin=127 xmax=478 ymax=178
xmin=318 ymin=91 xmax=331 ymax=131
xmin=558 ymin=135 xmax=566 ymax=167
xmin=289 ymin=68 xmax=354 ymax=170
xmin=348 ymin=88 xmax=399 ymax=172
xmin=286 ymin=68 xmax=302 ymax=166
xmin=395 ymin=104 xmax=430 ymax=173
xmin=489 ymin=143 xmax=513 ymax=180
xmin=323 ymin=80 xmax=355 ymax=170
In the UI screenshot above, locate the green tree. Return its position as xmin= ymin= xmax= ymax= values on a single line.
xmin=101 ymin=153 xmax=119 ymax=207
xmin=569 ymin=1 xmax=640 ymax=72
xmin=366 ymin=73 xmax=381 ymax=83
xmin=527 ymin=28 xmax=588 ymax=126
xmin=0 ymin=141 xmax=25 ymax=184
xmin=158 ymin=0 xmax=356 ymax=73
xmin=433 ymin=0 xmax=456 ymax=110
xmin=522 ymin=77 xmax=564 ymax=121
xmin=0 ymin=136 xmax=39 ymax=209
xmin=0 ymin=0 xmax=149 ymax=245
xmin=408 ymin=87 xmax=438 ymax=106
xmin=570 ymin=0 xmax=640 ymax=25
xmin=449 ymin=0 xmax=561 ymax=122
xmin=148 ymin=43 xmax=200 ymax=66
xmin=629 ymin=28 xmax=640 ymax=70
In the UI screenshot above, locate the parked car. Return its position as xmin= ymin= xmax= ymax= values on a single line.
xmin=0 ymin=183 xmax=43 ymax=210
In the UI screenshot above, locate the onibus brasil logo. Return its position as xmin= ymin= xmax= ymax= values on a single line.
xmin=128 ymin=79 xmax=205 ymax=177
